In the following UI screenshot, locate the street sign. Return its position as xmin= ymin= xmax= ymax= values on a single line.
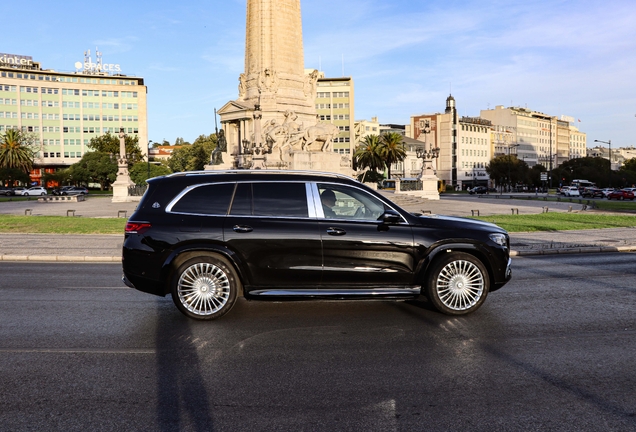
xmin=540 ymin=172 xmax=548 ymax=181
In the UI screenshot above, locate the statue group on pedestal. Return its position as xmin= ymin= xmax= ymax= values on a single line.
xmin=262 ymin=111 xmax=340 ymax=160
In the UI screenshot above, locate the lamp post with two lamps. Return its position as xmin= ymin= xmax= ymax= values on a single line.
xmin=594 ymin=139 xmax=611 ymax=187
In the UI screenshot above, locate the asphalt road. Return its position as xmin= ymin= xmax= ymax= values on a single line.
xmin=1 ymin=254 xmax=635 ymax=431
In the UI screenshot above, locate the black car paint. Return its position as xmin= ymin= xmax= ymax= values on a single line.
xmin=122 ymin=172 xmax=511 ymax=300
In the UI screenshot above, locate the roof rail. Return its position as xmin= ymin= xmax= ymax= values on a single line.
xmin=166 ymin=169 xmax=355 ymax=181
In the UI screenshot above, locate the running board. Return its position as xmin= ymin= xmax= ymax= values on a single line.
xmin=249 ymin=287 xmax=421 ymax=297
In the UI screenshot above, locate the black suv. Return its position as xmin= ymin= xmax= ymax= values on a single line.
xmin=122 ymin=171 xmax=512 ymax=320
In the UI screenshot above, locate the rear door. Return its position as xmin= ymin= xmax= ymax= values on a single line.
xmin=223 ymin=181 xmax=323 ymax=287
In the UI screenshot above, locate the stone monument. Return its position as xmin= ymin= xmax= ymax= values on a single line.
xmin=111 ymin=128 xmax=135 ymax=202
xmin=208 ymin=0 xmax=351 ymax=175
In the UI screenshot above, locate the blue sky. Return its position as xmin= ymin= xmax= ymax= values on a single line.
xmin=4 ymin=0 xmax=636 ymax=149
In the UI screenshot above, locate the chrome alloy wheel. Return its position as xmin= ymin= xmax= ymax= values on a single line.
xmin=177 ymin=262 xmax=231 ymax=316
xmin=435 ymin=259 xmax=485 ymax=311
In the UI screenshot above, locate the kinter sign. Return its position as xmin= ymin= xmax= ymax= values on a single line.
xmin=0 ymin=53 xmax=34 ymax=67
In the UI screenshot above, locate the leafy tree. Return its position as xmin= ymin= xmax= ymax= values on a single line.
xmin=0 ymin=129 xmax=38 ymax=173
xmin=41 ymin=168 xmax=72 ymax=187
xmin=486 ymin=155 xmax=529 ymax=189
xmin=379 ymin=132 xmax=407 ymax=179
xmin=525 ymin=164 xmax=547 ymax=188
xmin=167 ymin=134 xmax=217 ymax=172
xmin=354 ymin=135 xmax=385 ymax=182
xmin=0 ymin=167 xmax=31 ymax=187
xmin=68 ymin=152 xmax=117 ymax=190
xmin=553 ymin=157 xmax=612 ymax=187
xmin=129 ymin=162 xmax=172 ymax=185
xmin=87 ymin=132 xmax=144 ymax=165
xmin=622 ymin=157 xmax=636 ymax=173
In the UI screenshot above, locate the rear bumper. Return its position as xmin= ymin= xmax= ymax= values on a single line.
xmin=122 ymin=273 xmax=167 ymax=297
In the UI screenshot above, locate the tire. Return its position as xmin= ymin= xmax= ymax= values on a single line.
xmin=425 ymin=252 xmax=489 ymax=315
xmin=170 ymin=255 xmax=239 ymax=320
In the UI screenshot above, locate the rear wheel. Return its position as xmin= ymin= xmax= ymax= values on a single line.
xmin=170 ymin=255 xmax=238 ymax=320
xmin=425 ymin=252 xmax=489 ymax=315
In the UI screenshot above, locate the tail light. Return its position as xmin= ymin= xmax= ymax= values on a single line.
xmin=125 ymin=222 xmax=152 ymax=234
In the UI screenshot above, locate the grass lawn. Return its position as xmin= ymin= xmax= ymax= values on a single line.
xmin=0 ymin=215 xmax=126 ymax=234
xmin=0 ymin=212 xmax=634 ymax=235
xmin=473 ymin=213 xmax=636 ymax=232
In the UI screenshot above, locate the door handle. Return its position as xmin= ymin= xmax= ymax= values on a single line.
xmin=326 ymin=227 xmax=346 ymax=236
xmin=233 ymin=225 xmax=253 ymax=233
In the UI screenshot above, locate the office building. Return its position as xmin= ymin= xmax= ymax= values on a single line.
xmin=315 ymin=74 xmax=355 ymax=155
xmin=0 ymin=51 xmax=147 ymax=185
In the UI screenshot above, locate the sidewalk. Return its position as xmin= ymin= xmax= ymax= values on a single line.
xmin=1 ymin=195 xmax=635 ymax=262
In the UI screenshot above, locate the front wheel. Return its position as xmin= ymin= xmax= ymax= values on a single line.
xmin=425 ymin=252 xmax=489 ymax=315
xmin=170 ymin=255 xmax=239 ymax=320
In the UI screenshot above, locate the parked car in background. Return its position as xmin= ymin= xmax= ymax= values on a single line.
xmin=561 ymin=186 xmax=580 ymax=197
xmin=601 ymin=188 xmax=615 ymax=197
xmin=22 ymin=187 xmax=48 ymax=196
xmin=12 ymin=187 xmax=26 ymax=195
xmin=581 ymin=187 xmax=604 ymax=198
xmin=51 ymin=186 xmax=73 ymax=196
xmin=122 ymin=170 xmax=512 ymax=320
xmin=61 ymin=186 xmax=89 ymax=195
xmin=0 ymin=187 xmax=15 ymax=196
xmin=607 ymin=189 xmax=635 ymax=200
xmin=468 ymin=186 xmax=488 ymax=195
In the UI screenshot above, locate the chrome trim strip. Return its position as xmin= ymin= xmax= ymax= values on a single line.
xmin=309 ymin=182 xmax=325 ymax=218
xmin=306 ymin=182 xmax=318 ymax=218
xmin=250 ymin=287 xmax=421 ymax=296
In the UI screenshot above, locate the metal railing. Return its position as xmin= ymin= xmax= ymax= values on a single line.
xmin=128 ymin=185 xmax=147 ymax=196
xmin=400 ymin=180 xmax=423 ymax=192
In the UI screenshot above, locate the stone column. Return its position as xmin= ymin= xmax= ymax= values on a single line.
xmin=111 ymin=128 xmax=135 ymax=202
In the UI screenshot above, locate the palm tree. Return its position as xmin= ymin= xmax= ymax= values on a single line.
xmin=353 ymin=135 xmax=384 ymax=182
xmin=379 ymin=132 xmax=407 ymax=179
xmin=0 ymin=129 xmax=35 ymax=174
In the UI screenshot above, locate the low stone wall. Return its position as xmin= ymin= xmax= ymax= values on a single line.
xmin=38 ymin=195 xmax=86 ymax=203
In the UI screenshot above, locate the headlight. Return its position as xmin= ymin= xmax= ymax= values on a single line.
xmin=489 ymin=233 xmax=508 ymax=248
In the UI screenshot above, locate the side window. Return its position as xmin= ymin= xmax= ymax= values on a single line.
xmin=318 ymin=183 xmax=389 ymax=220
xmin=230 ymin=183 xmax=252 ymax=216
xmin=230 ymin=182 xmax=309 ymax=217
xmin=171 ymin=183 xmax=235 ymax=215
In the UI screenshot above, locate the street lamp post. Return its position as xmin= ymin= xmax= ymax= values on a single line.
xmin=594 ymin=139 xmax=611 ymax=187
xmin=507 ymin=144 xmax=520 ymax=192
xmin=415 ymin=123 xmax=440 ymax=185
xmin=147 ymin=140 xmax=153 ymax=180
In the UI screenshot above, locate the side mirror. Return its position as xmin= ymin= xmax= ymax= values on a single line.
xmin=379 ymin=210 xmax=402 ymax=225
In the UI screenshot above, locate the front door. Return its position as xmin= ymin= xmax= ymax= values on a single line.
xmin=316 ymin=183 xmax=415 ymax=287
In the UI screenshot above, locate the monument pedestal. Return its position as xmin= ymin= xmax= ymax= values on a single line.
xmin=269 ymin=151 xmax=352 ymax=176
xmin=396 ymin=174 xmax=440 ymax=200
xmin=204 ymin=153 xmax=234 ymax=171
xmin=418 ymin=175 xmax=441 ymax=200
xmin=112 ymin=176 xmax=135 ymax=202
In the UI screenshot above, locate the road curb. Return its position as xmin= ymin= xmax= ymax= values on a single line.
xmin=510 ymin=245 xmax=636 ymax=257
xmin=0 ymin=255 xmax=121 ymax=262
